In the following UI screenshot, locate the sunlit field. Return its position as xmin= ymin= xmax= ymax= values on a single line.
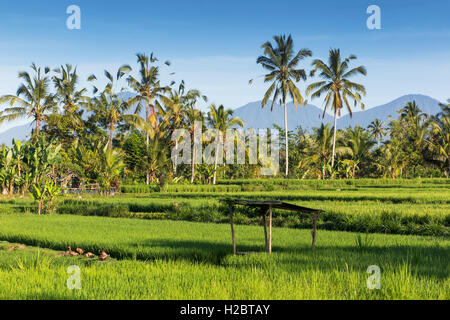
xmin=0 ymin=179 xmax=448 ymax=300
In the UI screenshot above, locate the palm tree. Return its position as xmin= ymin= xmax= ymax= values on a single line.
xmin=158 ymin=81 xmax=207 ymax=176
xmin=185 ymin=107 xmax=204 ymax=183
xmin=181 ymin=82 xmax=207 ymax=182
xmin=52 ymin=64 xmax=88 ymax=128
xmin=0 ymin=63 xmax=57 ymax=136
xmin=122 ymin=110 xmax=171 ymax=182
xmin=345 ymin=126 xmax=376 ymax=177
xmin=311 ymin=123 xmax=350 ymax=178
xmin=306 ymin=49 xmax=367 ymax=168
xmin=99 ymin=146 xmax=125 ymax=194
xmin=368 ymin=119 xmax=386 ymax=146
xmin=87 ymin=65 xmax=132 ymax=149
xmin=312 ymin=123 xmax=334 ymax=179
xmin=428 ymin=103 xmax=450 ymax=177
xmin=207 ymin=104 xmax=244 ymax=185
xmin=127 ymin=53 xmax=170 ymax=184
xmin=127 ymin=53 xmax=171 ymax=133
xmin=255 ymin=34 xmax=312 ymax=177
xmin=438 ymin=99 xmax=450 ymax=118
xmin=399 ymin=101 xmax=424 ymax=122
xmin=399 ymin=101 xmax=428 ymax=150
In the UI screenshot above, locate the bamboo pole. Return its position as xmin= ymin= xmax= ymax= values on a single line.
xmin=268 ymin=205 xmax=272 ymax=254
xmin=262 ymin=207 xmax=268 ymax=253
xmin=229 ymin=205 xmax=236 ymax=255
xmin=311 ymin=213 xmax=319 ymax=249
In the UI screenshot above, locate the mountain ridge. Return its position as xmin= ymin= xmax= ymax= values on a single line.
xmin=0 ymin=94 xmax=444 ymax=145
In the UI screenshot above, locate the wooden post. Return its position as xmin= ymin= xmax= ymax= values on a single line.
xmin=229 ymin=205 xmax=236 ymax=255
xmin=262 ymin=207 xmax=268 ymax=253
xmin=268 ymin=205 xmax=272 ymax=254
xmin=311 ymin=213 xmax=319 ymax=249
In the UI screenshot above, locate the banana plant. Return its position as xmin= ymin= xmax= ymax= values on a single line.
xmin=29 ymin=183 xmax=47 ymax=215
xmin=17 ymin=172 xmax=32 ymax=196
xmin=44 ymin=181 xmax=62 ymax=214
xmin=12 ymin=139 xmax=24 ymax=178
xmin=29 ymin=181 xmax=61 ymax=215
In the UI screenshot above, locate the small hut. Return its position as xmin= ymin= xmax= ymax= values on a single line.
xmin=221 ymin=199 xmax=323 ymax=255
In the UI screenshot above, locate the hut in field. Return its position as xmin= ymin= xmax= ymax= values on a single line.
xmin=221 ymin=199 xmax=323 ymax=255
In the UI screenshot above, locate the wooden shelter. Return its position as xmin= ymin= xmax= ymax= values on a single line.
xmin=221 ymin=199 xmax=323 ymax=255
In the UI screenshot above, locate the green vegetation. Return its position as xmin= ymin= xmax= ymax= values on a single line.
xmin=1 ymin=180 xmax=449 ymax=237
xmin=0 ymin=215 xmax=448 ymax=300
xmin=0 ymin=35 xmax=448 ymax=300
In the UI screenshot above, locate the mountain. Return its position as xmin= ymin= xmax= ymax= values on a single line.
xmin=337 ymin=94 xmax=443 ymax=129
xmin=233 ymin=94 xmax=444 ymax=131
xmin=233 ymin=101 xmax=333 ymax=131
xmin=0 ymin=94 xmax=444 ymax=144
xmin=0 ymin=123 xmax=33 ymax=145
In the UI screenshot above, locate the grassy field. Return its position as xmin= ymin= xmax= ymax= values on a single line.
xmin=0 ymin=216 xmax=448 ymax=299
xmin=0 ymin=179 xmax=448 ymax=299
xmin=2 ymin=182 xmax=449 ymax=236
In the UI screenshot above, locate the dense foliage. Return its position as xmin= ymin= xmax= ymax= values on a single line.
xmin=0 ymin=42 xmax=449 ymax=201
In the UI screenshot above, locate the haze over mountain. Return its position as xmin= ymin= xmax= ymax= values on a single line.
xmin=234 ymin=94 xmax=443 ymax=131
xmin=336 ymin=94 xmax=443 ymax=130
xmin=0 ymin=94 xmax=444 ymax=145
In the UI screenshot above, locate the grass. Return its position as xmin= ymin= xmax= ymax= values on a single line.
xmin=0 ymin=214 xmax=448 ymax=299
xmin=1 ymin=185 xmax=449 ymax=236
xmin=0 ymin=179 xmax=448 ymax=299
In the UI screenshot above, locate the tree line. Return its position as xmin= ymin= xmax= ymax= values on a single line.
xmin=0 ymin=35 xmax=448 ymax=199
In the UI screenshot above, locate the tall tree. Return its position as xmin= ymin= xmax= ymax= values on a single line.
xmin=127 ymin=53 xmax=170 ymax=184
xmin=87 ymin=65 xmax=132 ymax=149
xmin=46 ymin=64 xmax=88 ymax=143
xmin=179 ymin=81 xmax=207 ymax=182
xmin=368 ymin=119 xmax=386 ymax=146
xmin=127 ymin=53 xmax=171 ymax=133
xmin=207 ymin=104 xmax=244 ymax=185
xmin=0 ymin=64 xmax=57 ymax=136
xmin=344 ymin=126 xmax=376 ymax=177
xmin=307 ymin=49 xmax=367 ymax=168
xmin=428 ymin=102 xmax=450 ymax=177
xmin=255 ymin=34 xmax=312 ymax=177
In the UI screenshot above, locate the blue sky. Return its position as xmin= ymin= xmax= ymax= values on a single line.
xmin=0 ymin=0 xmax=449 ymax=131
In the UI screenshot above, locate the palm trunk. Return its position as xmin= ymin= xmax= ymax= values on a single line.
xmin=213 ymin=131 xmax=222 ymax=185
xmin=284 ymin=101 xmax=289 ymax=177
xmin=145 ymin=100 xmax=150 ymax=185
xmin=191 ymin=128 xmax=196 ymax=183
xmin=109 ymin=122 xmax=114 ymax=149
xmin=36 ymin=118 xmax=40 ymax=137
xmin=173 ymin=139 xmax=178 ymax=176
xmin=331 ymin=108 xmax=338 ymax=168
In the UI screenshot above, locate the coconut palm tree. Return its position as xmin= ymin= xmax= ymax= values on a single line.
xmin=52 ymin=64 xmax=88 ymax=127
xmin=399 ymin=101 xmax=424 ymax=122
xmin=310 ymin=123 xmax=350 ymax=178
xmin=99 ymin=145 xmax=125 ymax=194
xmin=255 ymin=34 xmax=312 ymax=177
xmin=368 ymin=119 xmax=386 ymax=146
xmin=127 ymin=53 xmax=171 ymax=133
xmin=306 ymin=49 xmax=367 ymax=168
xmin=344 ymin=126 xmax=376 ymax=177
xmin=185 ymin=107 xmax=204 ymax=183
xmin=127 ymin=53 xmax=171 ymax=184
xmin=87 ymin=65 xmax=132 ymax=149
xmin=207 ymin=104 xmax=244 ymax=184
xmin=181 ymin=82 xmax=207 ymax=182
xmin=438 ymin=99 xmax=450 ymax=118
xmin=0 ymin=63 xmax=57 ymax=136
xmin=427 ymin=103 xmax=450 ymax=177
xmin=157 ymin=81 xmax=207 ymax=176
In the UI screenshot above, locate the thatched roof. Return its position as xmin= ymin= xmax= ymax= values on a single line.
xmin=220 ymin=199 xmax=324 ymax=214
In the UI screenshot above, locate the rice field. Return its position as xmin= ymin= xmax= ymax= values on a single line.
xmin=0 ymin=179 xmax=448 ymax=300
